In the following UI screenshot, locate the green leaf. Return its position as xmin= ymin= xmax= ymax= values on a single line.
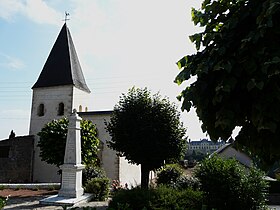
xmin=182 ymin=99 xmax=192 ymax=112
xmin=189 ymin=33 xmax=202 ymax=50
xmin=267 ymin=2 xmax=280 ymax=16
xmin=191 ymin=8 xmax=201 ymax=26
xmin=177 ymin=56 xmax=187 ymax=69
xmin=247 ymin=79 xmax=256 ymax=91
xmin=175 ymin=68 xmax=191 ymax=85
xmin=202 ymin=0 xmax=211 ymax=9
xmin=256 ymin=81 xmax=264 ymax=90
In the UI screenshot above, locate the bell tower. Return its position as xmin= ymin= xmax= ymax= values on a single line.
xmin=29 ymin=23 xmax=91 ymax=182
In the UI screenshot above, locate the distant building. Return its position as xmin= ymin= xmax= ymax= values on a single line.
xmin=186 ymin=139 xmax=225 ymax=155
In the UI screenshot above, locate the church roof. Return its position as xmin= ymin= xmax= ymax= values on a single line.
xmin=32 ymin=23 xmax=90 ymax=93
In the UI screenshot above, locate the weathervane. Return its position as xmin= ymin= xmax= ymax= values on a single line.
xmin=63 ymin=11 xmax=70 ymax=23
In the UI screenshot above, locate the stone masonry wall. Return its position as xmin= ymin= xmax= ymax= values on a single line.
xmin=0 ymin=135 xmax=34 ymax=183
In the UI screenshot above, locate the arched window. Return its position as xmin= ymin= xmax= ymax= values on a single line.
xmin=37 ymin=104 xmax=45 ymax=116
xmin=58 ymin=103 xmax=64 ymax=116
xmin=85 ymin=107 xmax=88 ymax=112
xmin=79 ymin=105 xmax=82 ymax=112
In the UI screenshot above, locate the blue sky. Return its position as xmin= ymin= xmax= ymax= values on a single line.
xmin=0 ymin=0 xmax=206 ymax=140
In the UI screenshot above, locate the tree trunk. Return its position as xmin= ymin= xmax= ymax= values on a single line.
xmin=141 ymin=164 xmax=150 ymax=189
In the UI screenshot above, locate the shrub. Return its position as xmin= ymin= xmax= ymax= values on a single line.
xmin=111 ymin=180 xmax=128 ymax=194
xmin=108 ymin=185 xmax=204 ymax=210
xmin=108 ymin=187 xmax=152 ymax=210
xmin=84 ymin=177 xmax=110 ymax=201
xmin=173 ymin=175 xmax=200 ymax=190
xmin=151 ymin=185 xmax=204 ymax=210
xmin=83 ymin=166 xmax=106 ymax=186
xmin=156 ymin=164 xmax=183 ymax=186
xmin=0 ymin=196 xmax=8 ymax=209
xmin=195 ymin=155 xmax=268 ymax=210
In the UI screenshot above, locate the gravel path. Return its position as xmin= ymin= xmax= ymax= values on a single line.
xmin=1 ymin=189 xmax=108 ymax=209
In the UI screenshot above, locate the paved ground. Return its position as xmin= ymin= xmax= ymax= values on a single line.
xmin=1 ymin=189 xmax=280 ymax=209
xmin=0 ymin=189 xmax=108 ymax=210
xmin=3 ymin=196 xmax=108 ymax=209
xmin=3 ymin=196 xmax=280 ymax=210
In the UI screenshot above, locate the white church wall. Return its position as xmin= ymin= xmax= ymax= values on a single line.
xmin=79 ymin=112 xmax=119 ymax=181
xmin=80 ymin=111 xmax=141 ymax=184
xmin=119 ymin=157 xmax=141 ymax=188
xmin=72 ymin=87 xmax=90 ymax=112
xmin=29 ymin=85 xmax=75 ymax=182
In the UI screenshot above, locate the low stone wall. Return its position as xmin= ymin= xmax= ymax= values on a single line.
xmin=0 ymin=183 xmax=60 ymax=190
xmin=0 ymin=135 xmax=34 ymax=183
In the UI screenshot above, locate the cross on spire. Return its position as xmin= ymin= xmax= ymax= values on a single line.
xmin=63 ymin=11 xmax=70 ymax=23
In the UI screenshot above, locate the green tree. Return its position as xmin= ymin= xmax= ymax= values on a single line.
xmin=37 ymin=118 xmax=99 ymax=168
xmin=106 ymin=87 xmax=186 ymax=188
xmin=195 ymin=155 xmax=268 ymax=210
xmin=175 ymin=0 xmax=280 ymax=164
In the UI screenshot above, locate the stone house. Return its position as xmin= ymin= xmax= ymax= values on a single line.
xmin=210 ymin=143 xmax=253 ymax=168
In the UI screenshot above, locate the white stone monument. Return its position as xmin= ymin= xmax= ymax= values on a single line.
xmin=58 ymin=109 xmax=85 ymax=197
xmin=40 ymin=110 xmax=92 ymax=206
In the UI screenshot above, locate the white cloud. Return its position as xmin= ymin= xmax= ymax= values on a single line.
xmin=0 ymin=0 xmax=24 ymax=20
xmin=0 ymin=53 xmax=25 ymax=70
xmin=0 ymin=0 xmax=61 ymax=25
xmin=23 ymin=0 xmax=61 ymax=26
xmin=70 ymin=1 xmax=202 ymax=65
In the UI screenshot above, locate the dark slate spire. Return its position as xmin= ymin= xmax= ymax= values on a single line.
xmin=32 ymin=23 xmax=91 ymax=93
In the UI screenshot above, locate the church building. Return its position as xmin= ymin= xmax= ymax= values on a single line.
xmin=0 ymin=23 xmax=141 ymax=186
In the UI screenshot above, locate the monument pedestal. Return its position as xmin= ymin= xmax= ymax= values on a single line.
xmin=58 ymin=164 xmax=85 ymax=198
xmin=40 ymin=110 xmax=92 ymax=206
xmin=40 ymin=193 xmax=92 ymax=207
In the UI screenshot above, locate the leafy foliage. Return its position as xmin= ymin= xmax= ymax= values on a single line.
xmin=80 ymin=120 xmax=100 ymax=166
xmin=83 ymin=166 xmax=107 ymax=186
xmin=106 ymin=87 xmax=186 ymax=188
xmin=172 ymin=175 xmax=200 ymax=191
xmin=37 ymin=118 xmax=99 ymax=168
xmin=175 ymin=0 xmax=280 ymax=163
xmin=156 ymin=164 xmax=183 ymax=186
xmin=0 ymin=196 xmax=8 ymax=209
xmin=108 ymin=185 xmax=204 ymax=210
xmin=84 ymin=177 xmax=110 ymax=201
xmin=195 ymin=155 xmax=268 ymax=210
xmin=156 ymin=164 xmax=200 ymax=190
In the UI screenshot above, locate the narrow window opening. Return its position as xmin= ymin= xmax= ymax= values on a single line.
xmin=79 ymin=105 xmax=82 ymax=112
xmin=37 ymin=104 xmax=45 ymax=116
xmin=58 ymin=103 xmax=64 ymax=116
xmin=85 ymin=107 xmax=88 ymax=112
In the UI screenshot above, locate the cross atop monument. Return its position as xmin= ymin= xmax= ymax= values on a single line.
xmin=63 ymin=11 xmax=70 ymax=23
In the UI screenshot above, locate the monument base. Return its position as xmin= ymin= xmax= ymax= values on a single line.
xmin=40 ymin=193 xmax=93 ymax=207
